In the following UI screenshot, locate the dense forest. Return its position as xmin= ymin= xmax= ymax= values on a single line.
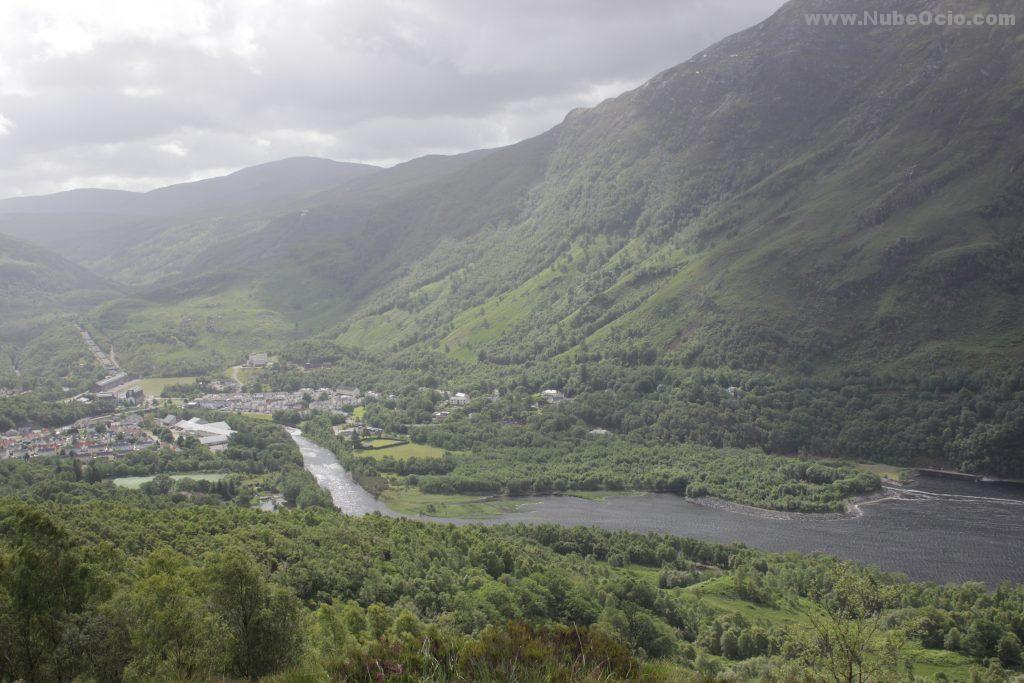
xmin=0 ymin=394 xmax=113 ymax=432
xmin=300 ymin=412 xmax=880 ymax=513
xmin=1 ymin=433 xmax=1022 ymax=681
xmin=264 ymin=343 xmax=1024 ymax=478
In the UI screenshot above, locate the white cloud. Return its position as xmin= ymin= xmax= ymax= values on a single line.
xmin=0 ymin=113 xmax=13 ymax=136
xmin=155 ymin=140 xmax=188 ymax=157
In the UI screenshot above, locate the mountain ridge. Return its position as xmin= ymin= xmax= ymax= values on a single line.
xmin=0 ymin=156 xmax=381 ymax=213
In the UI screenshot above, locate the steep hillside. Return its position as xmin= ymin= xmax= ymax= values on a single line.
xmin=0 ymin=235 xmax=117 ymax=390
xmin=228 ymin=0 xmax=1024 ymax=375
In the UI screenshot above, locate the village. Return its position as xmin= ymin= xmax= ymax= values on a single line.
xmin=2 ymin=380 xmax=377 ymax=461
xmin=5 ymin=331 xmax=577 ymax=462
xmin=1 ymin=413 xmax=157 ymax=460
xmin=190 ymin=385 xmax=368 ymax=416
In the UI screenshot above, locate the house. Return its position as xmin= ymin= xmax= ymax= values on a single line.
xmin=247 ymin=352 xmax=269 ymax=367
xmin=172 ymin=419 xmax=235 ymax=440
xmin=161 ymin=414 xmax=178 ymax=427
xmin=116 ymin=387 xmax=144 ymax=406
xmin=540 ymin=389 xmax=565 ymax=403
xmin=94 ymin=372 xmax=128 ymax=391
xmin=433 ymin=411 xmax=450 ymax=422
xmin=449 ymin=392 xmax=470 ymax=406
xmin=199 ymin=434 xmax=230 ymax=450
xmin=588 ymin=428 xmax=610 ymax=436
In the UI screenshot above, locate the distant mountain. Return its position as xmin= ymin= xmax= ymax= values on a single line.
xmin=5 ymin=0 xmax=1024 ymax=381
xmin=0 ymin=158 xmax=380 ymax=259
xmin=0 ymin=157 xmax=380 ymax=215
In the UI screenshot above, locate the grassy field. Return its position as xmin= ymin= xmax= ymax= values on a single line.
xmin=352 ymin=406 xmax=365 ymax=420
xmin=360 ymin=441 xmax=448 ymax=460
xmin=112 ymin=472 xmax=228 ymax=489
xmin=230 ymin=366 xmax=260 ymax=385
xmin=855 ymin=461 xmax=910 ymax=482
xmin=380 ymin=485 xmax=524 ymax=518
xmin=121 ymin=376 xmax=196 ymax=397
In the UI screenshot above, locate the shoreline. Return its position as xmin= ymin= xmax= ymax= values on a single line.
xmin=690 ymin=488 xmax=895 ymax=522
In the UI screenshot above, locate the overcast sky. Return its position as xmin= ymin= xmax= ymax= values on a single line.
xmin=0 ymin=0 xmax=783 ymax=198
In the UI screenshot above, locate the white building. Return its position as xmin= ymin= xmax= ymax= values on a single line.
xmin=172 ymin=417 xmax=235 ymax=440
xmin=449 ymin=392 xmax=470 ymax=406
xmin=541 ymin=389 xmax=565 ymax=403
xmin=247 ymin=352 xmax=269 ymax=367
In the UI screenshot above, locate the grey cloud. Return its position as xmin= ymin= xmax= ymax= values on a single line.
xmin=0 ymin=0 xmax=784 ymax=197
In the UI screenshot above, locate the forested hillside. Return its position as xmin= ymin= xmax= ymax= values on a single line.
xmin=1 ymin=436 xmax=1020 ymax=682
xmin=0 ymin=235 xmax=119 ymax=391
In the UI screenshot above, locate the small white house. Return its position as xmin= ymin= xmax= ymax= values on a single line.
xmin=449 ymin=392 xmax=470 ymax=406
xmin=541 ymin=389 xmax=565 ymax=403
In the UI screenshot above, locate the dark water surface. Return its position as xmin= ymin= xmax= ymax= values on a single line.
xmin=291 ymin=431 xmax=1024 ymax=585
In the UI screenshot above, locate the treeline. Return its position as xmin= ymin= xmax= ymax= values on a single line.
xmin=320 ymin=393 xmax=879 ymax=512
xmin=0 ymin=393 xmax=108 ymax=432
xmin=560 ymin=365 xmax=1024 ymax=477
xmin=264 ymin=344 xmax=1024 ymax=477
xmin=409 ymin=443 xmax=878 ymax=512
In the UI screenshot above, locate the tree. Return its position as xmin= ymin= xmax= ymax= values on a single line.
xmin=720 ymin=629 xmax=741 ymax=660
xmin=147 ymin=473 xmax=174 ymax=495
xmin=122 ymin=552 xmax=225 ymax=680
xmin=802 ymin=564 xmax=906 ymax=683
xmin=998 ymin=632 xmax=1021 ymax=667
xmin=204 ymin=551 xmax=304 ymax=680
xmin=944 ymin=627 xmax=962 ymax=652
xmin=0 ymin=505 xmax=91 ymax=682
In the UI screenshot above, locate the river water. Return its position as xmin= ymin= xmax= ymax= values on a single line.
xmin=290 ymin=431 xmax=1024 ymax=585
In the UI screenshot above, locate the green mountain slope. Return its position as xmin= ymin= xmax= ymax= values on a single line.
xmin=0 ymin=235 xmax=119 ymax=390
xmin=0 ymin=234 xmax=116 ymax=316
xmin=236 ymin=0 xmax=1024 ymax=375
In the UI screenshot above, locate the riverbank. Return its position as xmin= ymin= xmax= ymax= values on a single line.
xmin=692 ymin=488 xmax=897 ymax=521
xmin=289 ymin=430 xmax=1024 ymax=584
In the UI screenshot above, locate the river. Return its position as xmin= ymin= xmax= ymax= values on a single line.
xmin=290 ymin=431 xmax=1024 ymax=585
